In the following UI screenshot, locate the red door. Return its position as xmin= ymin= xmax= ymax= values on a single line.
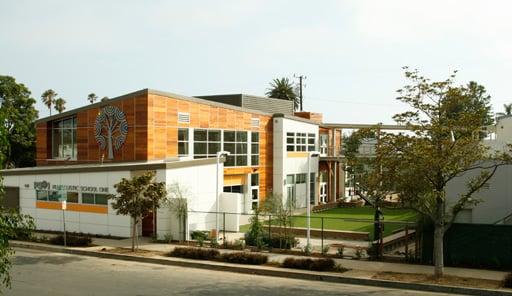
xmin=142 ymin=211 xmax=155 ymax=237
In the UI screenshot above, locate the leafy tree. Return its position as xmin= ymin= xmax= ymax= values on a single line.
xmin=504 ymin=103 xmax=512 ymax=115
xmin=109 ymin=171 xmax=167 ymax=251
xmin=87 ymin=93 xmax=98 ymax=104
xmin=0 ymin=117 xmax=36 ymax=290
xmin=54 ymin=98 xmax=66 ymax=114
xmin=41 ymin=89 xmax=57 ymax=116
xmin=350 ymin=68 xmax=511 ymax=278
xmin=101 ymin=96 xmax=109 ymax=102
xmin=259 ymin=192 xmax=294 ymax=249
xmin=265 ymin=77 xmax=299 ymax=110
xmin=0 ymin=76 xmax=38 ymax=168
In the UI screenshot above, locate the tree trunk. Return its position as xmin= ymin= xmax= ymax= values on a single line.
xmin=433 ymin=200 xmax=445 ymax=278
xmin=433 ymin=224 xmax=444 ymax=278
xmin=131 ymin=216 xmax=136 ymax=252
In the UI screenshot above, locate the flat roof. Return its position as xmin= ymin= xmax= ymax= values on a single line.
xmin=321 ymin=123 xmax=409 ymax=130
xmin=35 ymin=89 xmax=318 ymax=126
xmin=0 ymin=158 xmax=221 ymax=176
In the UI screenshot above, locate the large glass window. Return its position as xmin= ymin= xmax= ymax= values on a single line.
xmin=82 ymin=193 xmax=109 ymax=205
xmin=224 ymin=130 xmax=247 ymax=167
xmin=286 ymin=132 xmax=316 ymax=152
xmin=193 ymin=129 xmax=221 ymax=159
xmin=178 ymin=128 xmax=189 ymax=157
xmin=251 ymin=132 xmax=259 ymax=166
xmin=295 ymin=173 xmax=306 ymax=184
xmin=52 ymin=117 xmax=77 ymax=159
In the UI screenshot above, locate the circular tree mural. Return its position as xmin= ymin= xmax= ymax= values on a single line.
xmin=95 ymin=105 xmax=128 ymax=159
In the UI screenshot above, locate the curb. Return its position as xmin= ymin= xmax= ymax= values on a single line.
xmin=10 ymin=241 xmax=512 ymax=296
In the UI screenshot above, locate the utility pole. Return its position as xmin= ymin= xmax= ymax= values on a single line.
xmin=294 ymin=74 xmax=306 ymax=111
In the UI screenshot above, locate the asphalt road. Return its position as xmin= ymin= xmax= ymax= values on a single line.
xmin=5 ymin=248 xmax=457 ymax=296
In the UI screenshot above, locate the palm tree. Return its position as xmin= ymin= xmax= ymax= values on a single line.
xmin=504 ymin=103 xmax=512 ymax=115
xmin=265 ymin=77 xmax=299 ymax=110
xmin=87 ymin=93 xmax=98 ymax=104
xmin=41 ymin=89 xmax=57 ymax=116
xmin=54 ymin=98 xmax=66 ymax=113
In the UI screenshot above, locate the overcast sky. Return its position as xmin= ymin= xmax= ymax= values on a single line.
xmin=1 ymin=0 xmax=511 ymax=123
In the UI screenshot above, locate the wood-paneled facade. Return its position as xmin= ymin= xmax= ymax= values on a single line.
xmin=35 ymin=89 xmax=273 ymax=201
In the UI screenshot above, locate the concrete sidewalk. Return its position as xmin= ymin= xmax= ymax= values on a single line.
xmin=84 ymin=236 xmax=508 ymax=281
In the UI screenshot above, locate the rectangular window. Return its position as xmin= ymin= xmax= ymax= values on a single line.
xmin=251 ymin=132 xmax=259 ymax=166
xmin=295 ymin=173 xmax=306 ymax=184
xmin=178 ymin=128 xmax=189 ymax=157
xmin=66 ymin=192 xmax=79 ymax=203
xmin=251 ymin=173 xmax=259 ymax=186
xmin=48 ymin=191 xmax=61 ymax=201
xmin=223 ymin=185 xmax=243 ymax=193
xmin=320 ymin=134 xmax=328 ymax=155
xmin=296 ymin=133 xmax=307 ymax=152
xmin=36 ymin=190 xmax=48 ymax=201
xmin=224 ymin=130 xmax=248 ymax=167
xmin=193 ymin=129 xmax=221 ymax=159
xmin=286 ymin=132 xmax=295 ymax=151
xmin=309 ymin=173 xmax=316 ymax=204
xmin=82 ymin=193 xmax=108 ymax=205
xmin=307 ymin=133 xmax=316 ymax=151
xmin=286 ymin=174 xmax=294 ymax=185
xmin=52 ymin=117 xmax=77 ymax=159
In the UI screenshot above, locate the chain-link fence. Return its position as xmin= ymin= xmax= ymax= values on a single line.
xmin=186 ymin=210 xmax=419 ymax=261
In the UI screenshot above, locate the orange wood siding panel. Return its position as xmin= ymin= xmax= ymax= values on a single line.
xmin=36 ymin=201 xmax=108 ymax=214
xmin=224 ymin=174 xmax=246 ymax=186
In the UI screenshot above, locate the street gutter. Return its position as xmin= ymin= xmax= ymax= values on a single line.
xmin=10 ymin=241 xmax=512 ymax=296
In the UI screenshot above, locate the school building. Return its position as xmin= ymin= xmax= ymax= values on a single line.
xmin=1 ymin=89 xmax=348 ymax=239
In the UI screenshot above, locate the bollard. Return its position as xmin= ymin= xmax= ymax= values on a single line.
xmin=321 ymin=217 xmax=324 ymax=252
xmin=405 ymin=224 xmax=409 ymax=260
xmin=223 ymin=212 xmax=226 ymax=247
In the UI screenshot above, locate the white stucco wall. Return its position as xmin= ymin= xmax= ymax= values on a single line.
xmin=446 ymin=162 xmax=512 ymax=224
xmin=157 ymin=160 xmax=222 ymax=240
xmin=273 ymin=116 xmax=319 ymax=207
xmin=3 ymin=170 xmax=132 ymax=237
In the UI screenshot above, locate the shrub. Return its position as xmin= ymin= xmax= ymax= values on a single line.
xmin=503 ymin=272 xmax=512 ymax=288
xmin=336 ymin=246 xmax=344 ymax=258
xmin=190 ymin=230 xmax=208 ymax=241
xmin=265 ymin=235 xmax=298 ymax=249
xmin=321 ymin=244 xmax=330 ymax=255
xmin=169 ymin=247 xmax=220 ymax=260
xmin=220 ymin=252 xmax=268 ymax=265
xmin=49 ymin=234 xmax=92 ymax=247
xmin=282 ymin=257 xmax=335 ymax=271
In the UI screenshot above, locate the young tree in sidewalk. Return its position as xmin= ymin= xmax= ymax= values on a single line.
xmin=164 ymin=182 xmax=189 ymax=242
xmin=109 ymin=171 xmax=167 ymax=251
xmin=350 ymin=67 xmax=511 ymax=278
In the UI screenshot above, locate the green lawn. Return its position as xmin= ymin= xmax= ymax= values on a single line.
xmin=240 ymin=207 xmax=417 ymax=238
